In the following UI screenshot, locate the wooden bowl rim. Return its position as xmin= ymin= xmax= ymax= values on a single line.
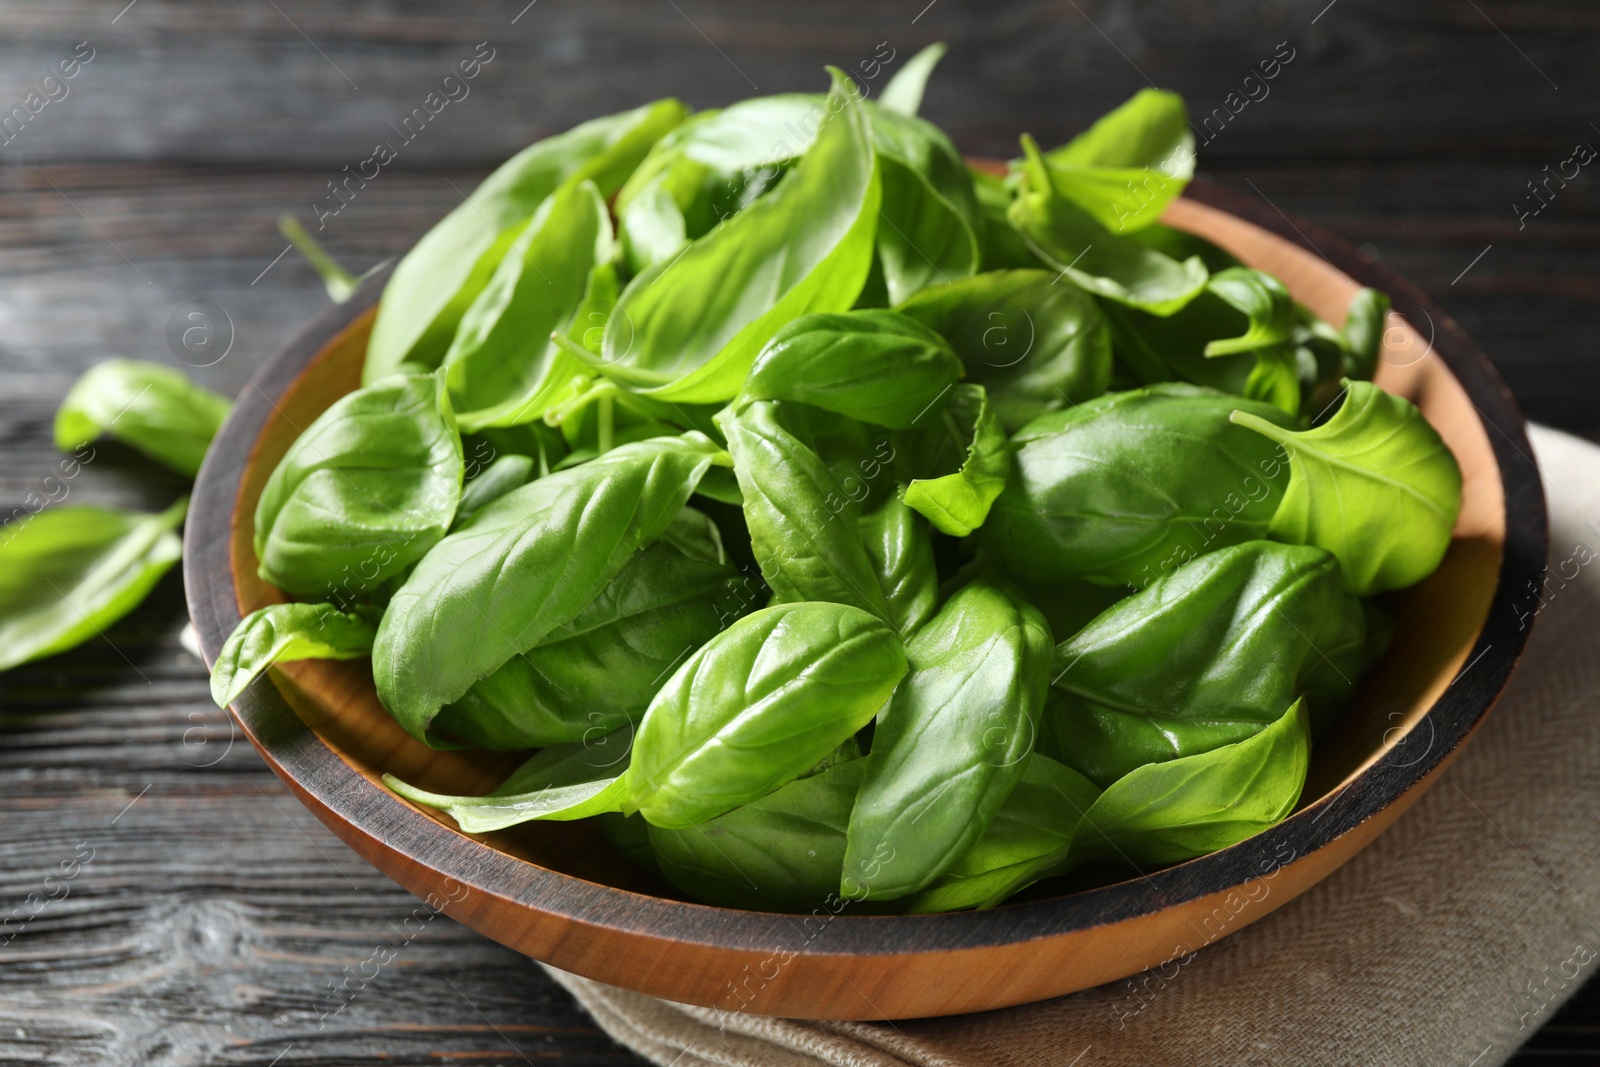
xmin=184 ymin=179 xmax=1548 ymax=960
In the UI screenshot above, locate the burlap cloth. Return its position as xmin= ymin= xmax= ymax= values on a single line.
xmin=541 ymin=424 xmax=1597 ymax=1067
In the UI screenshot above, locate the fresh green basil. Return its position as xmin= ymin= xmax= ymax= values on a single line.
xmin=441 ymin=179 xmax=612 ymax=429
xmin=210 ymin=602 xmax=376 ymax=707
xmin=858 ymin=495 xmax=938 ymax=638
xmin=983 ymin=384 xmax=1293 ymax=587
xmin=0 ymin=498 xmax=186 ymax=672
xmin=1037 ymin=88 xmax=1194 ymax=233
xmin=897 ymin=269 xmax=1112 ymax=430
xmin=740 ymin=310 xmax=962 ymax=428
xmin=253 ymin=372 xmax=462 ymax=602
xmin=54 ymin=359 xmax=231 ymax=477
xmin=451 ymin=454 xmax=535 ymax=529
xmin=899 ymin=384 xmax=1009 ymax=536
xmin=1044 ymin=540 xmax=1366 ymax=787
xmin=649 ymin=758 xmax=867 ymax=911
xmin=844 ymin=580 xmax=1052 ymax=899
xmin=1340 ymin=288 xmax=1391 ymax=381
xmin=626 ymin=601 xmax=906 ymax=828
xmin=879 ymin=42 xmax=946 ymax=117
xmin=371 ymin=433 xmax=724 ymax=739
xmin=365 ymin=99 xmax=686 ymax=382
xmin=1230 ymin=379 xmax=1462 ymax=595
xmin=720 ymin=401 xmax=890 ymax=620
xmin=1009 ymin=135 xmax=1207 ymax=315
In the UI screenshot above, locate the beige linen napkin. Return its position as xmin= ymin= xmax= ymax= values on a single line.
xmin=543 ymin=424 xmax=1598 ymax=1067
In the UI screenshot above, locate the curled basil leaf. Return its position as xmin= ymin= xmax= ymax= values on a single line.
xmin=254 ymin=372 xmax=462 ymax=602
xmin=371 ymin=433 xmax=723 ymax=740
xmin=897 ymin=269 xmax=1112 ymax=431
xmin=1044 ymin=540 xmax=1365 ymax=787
xmin=858 ymin=495 xmax=938 ymax=638
xmin=0 ymin=498 xmax=186 ymax=673
xmin=626 ymin=601 xmax=907 ymax=829
xmin=721 ymin=401 xmax=890 ymax=620
xmin=54 ymin=360 xmax=230 ymax=477
xmin=365 ymin=99 xmax=686 ymax=382
xmin=983 ymin=384 xmax=1292 ymax=587
xmin=1036 ymin=88 xmax=1194 ymax=234
xmin=599 ymin=70 xmax=879 ymax=403
xmin=210 ymin=602 xmax=376 ymax=708
xmin=741 ymin=310 xmax=962 ymax=428
xmin=441 ymin=179 xmax=613 ymax=429
xmin=844 ymin=580 xmax=1052 ymax=900
xmin=648 ymin=758 xmax=867 ymax=911
xmin=900 ymin=383 xmax=1008 ymax=537
xmin=1009 ymin=135 xmax=1207 ymax=316
xmin=1231 ymin=379 xmax=1462 ymax=595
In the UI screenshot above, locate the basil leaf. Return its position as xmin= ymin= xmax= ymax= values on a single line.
xmin=721 ymin=401 xmax=891 ymax=620
xmin=441 ymin=179 xmax=613 ymax=429
xmin=626 ymin=601 xmax=907 ymax=829
xmin=210 ymin=602 xmax=376 ymax=707
xmin=1230 ymin=380 xmax=1462 ymax=595
xmin=1045 ymin=541 xmax=1365 ymax=787
xmin=1071 ymin=697 xmax=1309 ymax=868
xmin=869 ymin=106 xmax=982 ymax=304
xmin=1009 ymin=135 xmax=1207 ymax=316
xmin=844 ymin=580 xmax=1052 ymax=899
xmin=54 ymin=360 xmax=230 ymax=477
xmin=365 ymin=99 xmax=686 ymax=382
xmin=970 ymin=167 xmax=1045 ymax=272
xmin=900 ymin=384 xmax=1008 ymax=536
xmin=385 ymin=731 xmax=634 ymax=833
xmin=429 ymin=539 xmax=735 ymax=749
xmin=0 ymin=498 xmax=186 ymax=672
xmin=371 ymin=433 xmax=722 ymax=739
xmin=903 ymin=754 xmax=1100 ymax=913
xmin=617 ymin=174 xmax=689 ymax=273
xmin=254 ymin=372 xmax=463 ymax=602
xmin=741 ymin=310 xmax=962 ymax=428
xmin=878 ymin=42 xmax=946 ymax=117
xmin=1038 ymin=88 xmax=1194 ymax=233
xmin=451 ymin=454 xmax=535 ymax=529
xmin=983 ymin=384 xmax=1292 ymax=587
xmin=1340 ymin=287 xmax=1391 ymax=381
xmin=897 ymin=269 xmax=1112 ymax=431
xmin=648 ymin=758 xmax=867 ymax=911
xmin=600 ymin=70 xmax=879 ymax=403
xmin=1201 ymin=268 xmax=1296 ymax=356
xmin=858 ymin=495 xmax=938 ymax=638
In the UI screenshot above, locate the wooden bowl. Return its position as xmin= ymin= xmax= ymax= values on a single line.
xmin=184 ymin=180 xmax=1546 ymax=1021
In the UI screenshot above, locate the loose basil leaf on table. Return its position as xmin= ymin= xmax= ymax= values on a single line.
xmin=0 ymin=498 xmax=186 ymax=673
xmin=720 ymin=401 xmax=891 ymax=621
xmin=649 ymin=758 xmax=868 ymax=912
xmin=1035 ymin=88 xmax=1195 ymax=234
xmin=1231 ymin=379 xmax=1462 ymax=595
xmin=740 ymin=310 xmax=962 ymax=428
xmin=982 ymin=384 xmax=1293 ymax=587
xmin=429 ymin=536 xmax=735 ymax=750
xmin=898 ymin=383 xmax=1009 ymax=537
xmin=844 ymin=580 xmax=1053 ymax=900
xmin=626 ymin=601 xmax=907 ymax=829
xmin=903 ymin=754 xmax=1101 ymax=914
xmin=897 ymin=269 xmax=1112 ymax=431
xmin=858 ymin=496 xmax=938 ymax=638
xmin=1009 ymin=135 xmax=1208 ymax=316
xmin=254 ymin=371 xmax=463 ymax=602
xmin=386 ymin=729 xmax=636 ymax=834
xmin=364 ymin=98 xmax=686 ymax=382
xmin=597 ymin=70 xmax=879 ymax=404
xmin=371 ymin=433 xmax=724 ymax=740
xmin=54 ymin=359 xmax=231 ymax=477
xmin=1042 ymin=540 xmax=1366 ymax=788
xmin=440 ymin=178 xmax=613 ymax=429
xmin=1069 ymin=697 xmax=1311 ymax=868
xmin=210 ymin=602 xmax=377 ymax=708
xmin=878 ymin=42 xmax=947 ymax=118
xmin=451 ymin=454 xmax=535 ymax=529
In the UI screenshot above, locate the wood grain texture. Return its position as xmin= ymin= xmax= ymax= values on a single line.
xmin=0 ymin=0 xmax=1595 ymax=1059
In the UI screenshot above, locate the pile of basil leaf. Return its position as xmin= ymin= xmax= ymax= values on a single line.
xmin=10 ymin=48 xmax=1464 ymax=915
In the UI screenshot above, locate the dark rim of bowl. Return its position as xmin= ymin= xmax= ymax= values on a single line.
xmin=184 ymin=179 xmax=1549 ymax=958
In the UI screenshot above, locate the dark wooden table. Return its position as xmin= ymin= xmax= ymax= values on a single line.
xmin=1 ymin=2 xmax=1596 ymax=1063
